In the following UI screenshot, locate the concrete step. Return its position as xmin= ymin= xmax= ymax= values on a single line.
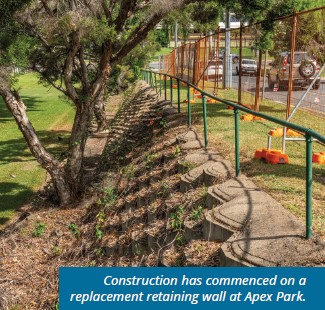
xmin=203 ymin=159 xmax=234 ymax=186
xmin=203 ymin=191 xmax=273 ymax=242
xmin=206 ymin=175 xmax=259 ymax=208
xmin=177 ymin=130 xmax=202 ymax=144
xmin=180 ymin=159 xmax=234 ymax=193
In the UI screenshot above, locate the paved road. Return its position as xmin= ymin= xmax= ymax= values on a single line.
xmin=232 ymin=74 xmax=325 ymax=115
xmin=148 ymin=61 xmax=325 ymax=115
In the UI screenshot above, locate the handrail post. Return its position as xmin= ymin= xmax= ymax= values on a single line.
xmin=164 ymin=75 xmax=167 ymax=101
xmin=234 ymin=108 xmax=240 ymax=177
xmin=154 ymin=73 xmax=157 ymax=93
xmin=187 ymin=85 xmax=191 ymax=127
xmin=177 ymin=79 xmax=181 ymax=113
xmin=170 ymin=76 xmax=173 ymax=106
xmin=305 ymin=133 xmax=313 ymax=239
xmin=202 ymin=94 xmax=208 ymax=148
xmin=150 ymin=71 xmax=152 ymax=88
xmin=159 ymin=73 xmax=162 ymax=97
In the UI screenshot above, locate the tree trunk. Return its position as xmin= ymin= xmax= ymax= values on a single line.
xmin=93 ymin=88 xmax=107 ymax=132
xmin=0 ymin=82 xmax=73 ymax=204
xmin=66 ymin=103 xmax=92 ymax=194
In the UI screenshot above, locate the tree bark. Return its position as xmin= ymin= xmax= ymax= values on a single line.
xmin=0 ymin=80 xmax=73 ymax=204
xmin=93 ymin=88 xmax=107 ymax=132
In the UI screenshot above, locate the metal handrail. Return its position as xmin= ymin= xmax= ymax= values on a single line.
xmin=142 ymin=69 xmax=325 ymax=240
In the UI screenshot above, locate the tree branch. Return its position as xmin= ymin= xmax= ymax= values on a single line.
xmin=0 ymin=76 xmax=61 ymax=172
xmin=114 ymin=0 xmax=137 ymax=33
xmin=111 ymin=12 xmax=164 ymax=63
xmin=64 ymin=32 xmax=81 ymax=104
xmin=79 ymin=46 xmax=90 ymax=91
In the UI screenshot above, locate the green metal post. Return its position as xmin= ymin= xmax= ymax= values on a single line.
xmin=234 ymin=108 xmax=240 ymax=177
xmin=159 ymin=74 xmax=162 ymax=97
xmin=170 ymin=76 xmax=173 ymax=106
xmin=177 ymin=79 xmax=181 ymax=113
xmin=150 ymin=71 xmax=153 ymax=88
xmin=187 ymin=85 xmax=191 ymax=127
xmin=164 ymin=76 xmax=167 ymax=101
xmin=154 ymin=73 xmax=157 ymax=93
xmin=202 ymin=94 xmax=208 ymax=148
xmin=306 ymin=134 xmax=313 ymax=239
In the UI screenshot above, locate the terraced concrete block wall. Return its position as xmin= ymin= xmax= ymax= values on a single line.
xmin=97 ymin=81 xmax=325 ymax=267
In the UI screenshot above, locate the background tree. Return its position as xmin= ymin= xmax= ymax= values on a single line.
xmin=0 ymin=0 xmax=200 ymax=205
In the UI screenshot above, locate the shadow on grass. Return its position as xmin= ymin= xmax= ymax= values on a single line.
xmin=0 ymin=182 xmax=34 ymax=226
xmin=0 ymin=129 xmax=71 ymax=165
xmin=243 ymin=158 xmax=325 ymax=188
xmin=0 ymin=128 xmax=71 ymax=227
xmin=0 ymin=96 xmax=43 ymax=124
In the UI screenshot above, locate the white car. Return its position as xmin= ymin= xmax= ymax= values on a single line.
xmin=236 ymin=59 xmax=258 ymax=76
xmin=205 ymin=60 xmax=223 ymax=81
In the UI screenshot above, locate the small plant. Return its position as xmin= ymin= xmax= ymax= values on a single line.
xmin=175 ymin=234 xmax=186 ymax=247
xmin=52 ymin=246 xmax=61 ymax=256
xmin=179 ymin=160 xmax=196 ymax=173
xmin=200 ymin=186 xmax=208 ymax=198
xmin=145 ymin=153 xmax=158 ymax=169
xmin=159 ymin=118 xmax=168 ymax=128
xmin=96 ymin=210 xmax=106 ymax=224
xmin=121 ymin=164 xmax=136 ymax=179
xmin=170 ymin=205 xmax=184 ymax=232
xmin=190 ymin=205 xmax=204 ymax=222
xmin=159 ymin=181 xmax=169 ymax=197
xmin=95 ymin=210 xmax=105 ymax=240
xmin=32 ymin=222 xmax=46 ymax=237
xmin=68 ymin=223 xmax=80 ymax=238
xmin=95 ymin=247 xmax=105 ymax=257
xmin=172 ymin=145 xmax=182 ymax=158
xmin=95 ymin=225 xmax=104 ymax=240
xmin=98 ymin=186 xmax=117 ymax=207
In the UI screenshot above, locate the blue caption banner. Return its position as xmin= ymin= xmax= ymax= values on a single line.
xmin=59 ymin=267 xmax=324 ymax=309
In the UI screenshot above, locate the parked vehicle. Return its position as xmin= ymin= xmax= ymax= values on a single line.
xmin=205 ymin=60 xmax=223 ymax=81
xmin=236 ymin=59 xmax=258 ymax=76
xmin=268 ymin=51 xmax=321 ymax=90
xmin=210 ymin=50 xmax=239 ymax=63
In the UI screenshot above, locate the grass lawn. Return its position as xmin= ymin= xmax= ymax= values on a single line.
xmin=157 ymin=78 xmax=325 ymax=237
xmin=0 ymin=73 xmax=75 ymax=227
xmin=151 ymin=48 xmax=173 ymax=61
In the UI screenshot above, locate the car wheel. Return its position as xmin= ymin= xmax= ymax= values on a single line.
xmin=299 ymin=61 xmax=316 ymax=78
xmin=276 ymin=76 xmax=287 ymax=91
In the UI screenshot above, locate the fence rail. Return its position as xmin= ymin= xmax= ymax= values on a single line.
xmin=156 ymin=6 xmax=325 ymax=125
xmin=142 ymin=69 xmax=325 ymax=240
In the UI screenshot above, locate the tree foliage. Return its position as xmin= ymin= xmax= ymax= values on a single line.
xmin=0 ymin=0 xmax=199 ymax=205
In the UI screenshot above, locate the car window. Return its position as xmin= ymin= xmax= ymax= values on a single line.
xmin=293 ymin=53 xmax=312 ymax=64
xmin=242 ymin=60 xmax=256 ymax=65
xmin=286 ymin=53 xmax=312 ymax=64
